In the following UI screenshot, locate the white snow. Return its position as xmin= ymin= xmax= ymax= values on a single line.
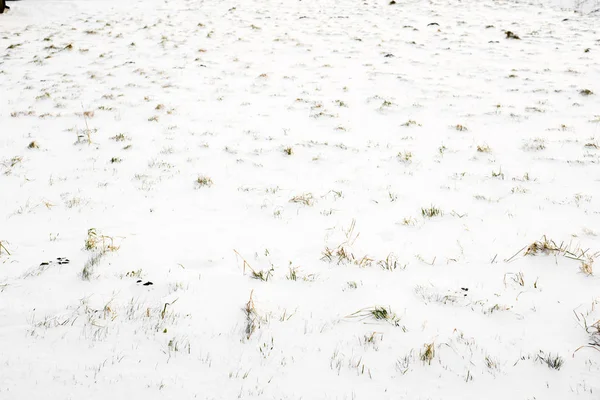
xmin=1 ymin=0 xmax=599 ymax=398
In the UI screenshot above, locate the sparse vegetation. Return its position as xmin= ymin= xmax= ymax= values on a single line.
xmin=477 ymin=144 xmax=491 ymax=153
xmin=347 ymin=306 xmax=401 ymax=327
xmin=580 ymin=256 xmax=594 ymax=275
xmin=287 ymin=266 xmax=299 ymax=281
xmin=80 ymin=106 xmax=94 ymax=144
xmin=320 ymin=221 xmax=376 ymax=267
xmin=523 ymin=138 xmax=546 ymax=151
xmin=485 ymin=356 xmax=499 ymax=370
xmin=397 ymin=151 xmax=413 ymax=164
xmin=3 ymin=4 xmax=600 ymax=396
xmin=321 ymin=244 xmax=372 ymax=267
xmin=511 ymin=186 xmax=528 ymax=194
xmin=491 ymin=168 xmax=504 ymax=179
xmin=377 ymin=253 xmax=403 ymax=271
xmin=195 ymin=175 xmax=214 ymax=188
xmin=243 ymin=290 xmax=259 ymax=340
xmin=82 ymin=252 xmax=105 ymax=280
xmin=523 ymin=236 xmax=566 ymax=256
xmin=504 ymin=236 xmax=599 ymax=267
xmin=574 ymin=306 xmax=600 ymax=354
xmin=421 ymin=205 xmax=442 ymax=218
xmin=505 ymin=271 xmax=525 ymax=287
xmin=537 ymin=352 xmax=564 ymax=370
xmin=84 ymin=228 xmax=119 ymax=253
xmin=111 ymin=133 xmax=129 ymax=142
xmin=420 ymin=342 xmax=435 ymax=365
xmin=402 ymin=217 xmax=417 ymax=226
xmin=250 ymin=267 xmax=274 ymax=282
xmin=290 ymin=193 xmax=314 ymax=206
xmin=286 ymin=266 xmax=315 ymax=281
xmin=402 ymin=120 xmax=420 ymax=127
xmin=80 ymin=228 xmax=120 ymax=280
xmin=415 ymin=285 xmax=457 ymax=304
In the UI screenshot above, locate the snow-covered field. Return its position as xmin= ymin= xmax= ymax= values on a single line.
xmin=1 ymin=0 xmax=599 ymax=398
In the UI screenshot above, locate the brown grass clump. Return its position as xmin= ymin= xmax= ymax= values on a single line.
xmin=524 ymin=236 xmax=564 ymax=256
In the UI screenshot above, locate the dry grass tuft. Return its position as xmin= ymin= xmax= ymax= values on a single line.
xmin=506 ymin=235 xmax=599 ymax=266
xmin=84 ymin=228 xmax=120 ymax=252
xmin=524 ymin=236 xmax=565 ymax=256
xmin=195 ymin=175 xmax=214 ymax=188
xmin=421 ymin=205 xmax=442 ymax=218
xmin=347 ymin=306 xmax=401 ymax=327
xmin=477 ymin=144 xmax=491 ymax=153
xmin=243 ymin=290 xmax=259 ymax=340
xmin=420 ymin=342 xmax=435 ymax=365
xmin=580 ymin=256 xmax=594 ymax=276
xmin=290 ymin=193 xmax=314 ymax=206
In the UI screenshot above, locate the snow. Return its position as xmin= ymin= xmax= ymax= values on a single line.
xmin=1 ymin=0 xmax=599 ymax=398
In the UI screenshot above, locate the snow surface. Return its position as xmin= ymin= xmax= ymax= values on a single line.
xmin=1 ymin=0 xmax=600 ymax=398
